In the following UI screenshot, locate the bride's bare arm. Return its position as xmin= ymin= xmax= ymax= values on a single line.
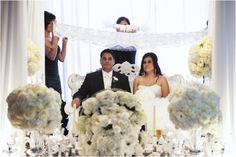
xmin=161 ymin=77 xmax=170 ymax=97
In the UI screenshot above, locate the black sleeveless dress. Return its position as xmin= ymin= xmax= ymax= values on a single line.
xmin=45 ymin=46 xmax=69 ymax=135
xmin=109 ymin=45 xmax=136 ymax=64
xmin=45 ymin=46 xmax=62 ymax=94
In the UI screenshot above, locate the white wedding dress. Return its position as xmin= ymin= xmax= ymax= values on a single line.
xmin=135 ymin=84 xmax=175 ymax=135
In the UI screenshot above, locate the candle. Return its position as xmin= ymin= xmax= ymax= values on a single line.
xmin=153 ymin=104 xmax=156 ymax=136
xmin=72 ymin=104 xmax=76 ymax=133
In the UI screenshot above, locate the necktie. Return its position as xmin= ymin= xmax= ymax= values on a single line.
xmin=104 ymin=74 xmax=111 ymax=89
xmin=105 ymin=74 xmax=110 ymax=79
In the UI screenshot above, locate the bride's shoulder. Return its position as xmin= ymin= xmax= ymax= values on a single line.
xmin=134 ymin=76 xmax=144 ymax=85
xmin=134 ymin=76 xmax=144 ymax=81
xmin=159 ymin=75 xmax=167 ymax=79
xmin=158 ymin=75 xmax=168 ymax=82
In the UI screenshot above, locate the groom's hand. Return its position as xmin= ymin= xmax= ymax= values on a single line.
xmin=71 ymin=98 xmax=81 ymax=108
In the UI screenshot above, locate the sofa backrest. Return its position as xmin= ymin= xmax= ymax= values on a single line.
xmin=68 ymin=62 xmax=185 ymax=96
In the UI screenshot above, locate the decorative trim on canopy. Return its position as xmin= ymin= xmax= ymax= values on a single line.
xmin=55 ymin=23 xmax=207 ymax=49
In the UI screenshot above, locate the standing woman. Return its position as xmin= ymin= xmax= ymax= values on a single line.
xmin=44 ymin=11 xmax=68 ymax=94
xmin=44 ymin=11 xmax=68 ymax=134
xmin=110 ymin=16 xmax=137 ymax=64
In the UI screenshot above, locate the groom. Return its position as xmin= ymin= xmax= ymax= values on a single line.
xmin=72 ymin=49 xmax=131 ymax=107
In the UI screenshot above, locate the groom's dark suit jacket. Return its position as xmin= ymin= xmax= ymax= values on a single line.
xmin=73 ymin=70 xmax=131 ymax=101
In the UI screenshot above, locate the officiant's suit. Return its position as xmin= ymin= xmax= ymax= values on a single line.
xmin=73 ymin=70 xmax=131 ymax=101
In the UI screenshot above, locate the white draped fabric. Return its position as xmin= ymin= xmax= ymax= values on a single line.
xmin=0 ymin=1 xmax=44 ymax=152
xmin=44 ymin=0 xmax=209 ymax=103
xmin=54 ymin=23 xmax=207 ymax=49
xmin=211 ymin=1 xmax=236 ymax=152
xmin=0 ymin=2 xmax=27 ymax=151
xmin=0 ymin=0 xmax=236 ymax=155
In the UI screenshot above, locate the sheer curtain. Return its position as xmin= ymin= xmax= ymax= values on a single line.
xmin=43 ymin=0 xmax=209 ymax=102
xmin=211 ymin=1 xmax=236 ymax=153
xmin=0 ymin=2 xmax=27 ymax=151
xmin=0 ymin=1 xmax=44 ymax=152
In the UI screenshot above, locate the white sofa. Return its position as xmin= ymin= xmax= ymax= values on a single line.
xmin=67 ymin=61 xmax=185 ymax=96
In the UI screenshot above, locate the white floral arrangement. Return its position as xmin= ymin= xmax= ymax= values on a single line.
xmin=168 ymin=83 xmax=221 ymax=131
xmin=188 ymin=36 xmax=212 ymax=78
xmin=6 ymin=84 xmax=62 ymax=133
xmin=113 ymin=24 xmax=139 ymax=33
xmin=27 ymin=41 xmax=41 ymax=76
xmin=75 ymin=90 xmax=147 ymax=156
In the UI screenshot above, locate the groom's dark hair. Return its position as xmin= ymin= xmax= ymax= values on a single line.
xmin=100 ymin=49 xmax=115 ymax=59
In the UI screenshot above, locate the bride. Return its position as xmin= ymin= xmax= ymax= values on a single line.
xmin=133 ymin=52 xmax=174 ymax=135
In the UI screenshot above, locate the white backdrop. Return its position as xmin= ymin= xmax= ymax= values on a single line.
xmin=0 ymin=1 xmax=28 ymax=151
xmin=43 ymin=0 xmax=209 ymax=102
xmin=0 ymin=1 xmax=44 ymax=151
xmin=1 ymin=0 xmax=235 ymax=155
xmin=212 ymin=1 xmax=236 ymax=152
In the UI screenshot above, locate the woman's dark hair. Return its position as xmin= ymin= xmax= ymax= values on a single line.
xmin=44 ymin=11 xmax=56 ymax=30
xmin=139 ymin=52 xmax=162 ymax=76
xmin=116 ymin=16 xmax=130 ymax=25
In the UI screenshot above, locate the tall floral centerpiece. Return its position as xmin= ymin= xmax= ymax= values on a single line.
xmin=6 ymin=84 xmax=62 ymax=133
xmin=168 ymin=83 xmax=221 ymax=130
xmin=168 ymin=83 xmax=221 ymax=153
xmin=188 ymin=36 xmax=212 ymax=81
xmin=75 ymin=90 xmax=147 ymax=156
xmin=6 ymin=84 xmax=62 ymax=155
xmin=27 ymin=41 xmax=41 ymax=77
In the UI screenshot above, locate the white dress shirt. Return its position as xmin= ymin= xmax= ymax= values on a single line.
xmin=102 ymin=70 xmax=113 ymax=89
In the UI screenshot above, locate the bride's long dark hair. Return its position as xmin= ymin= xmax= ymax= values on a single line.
xmin=139 ymin=52 xmax=162 ymax=76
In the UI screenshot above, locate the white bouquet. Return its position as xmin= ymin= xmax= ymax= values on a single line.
xmin=76 ymin=90 xmax=147 ymax=156
xmin=188 ymin=36 xmax=212 ymax=78
xmin=134 ymin=88 xmax=155 ymax=102
xmin=168 ymin=83 xmax=221 ymax=131
xmin=6 ymin=84 xmax=62 ymax=133
xmin=113 ymin=24 xmax=139 ymax=33
xmin=27 ymin=41 xmax=41 ymax=76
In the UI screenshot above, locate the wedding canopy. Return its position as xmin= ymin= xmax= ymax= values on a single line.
xmin=55 ymin=23 xmax=207 ymax=49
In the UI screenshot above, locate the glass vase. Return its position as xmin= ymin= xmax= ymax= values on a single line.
xmin=2 ymin=133 xmax=17 ymax=156
xmin=188 ymin=129 xmax=203 ymax=155
xmin=27 ymin=130 xmax=45 ymax=156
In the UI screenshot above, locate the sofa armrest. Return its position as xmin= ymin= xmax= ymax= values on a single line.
xmin=67 ymin=73 xmax=85 ymax=96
